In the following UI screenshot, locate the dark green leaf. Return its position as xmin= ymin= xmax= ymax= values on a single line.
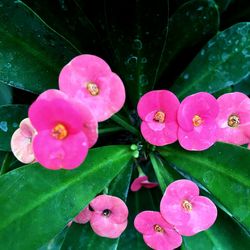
xmin=0 ymin=83 xmax=12 ymax=105
xmin=171 ymin=22 xmax=250 ymax=99
xmin=215 ymin=0 xmax=233 ymax=12
xmin=0 ymin=105 xmax=28 ymax=151
xmin=61 ymin=164 xmax=132 ymax=250
xmin=159 ymin=142 xmax=250 ymax=230
xmin=0 ymin=145 xmax=132 ymax=250
xmin=183 ymin=210 xmax=250 ymax=250
xmin=0 ymin=0 xmax=79 ymax=93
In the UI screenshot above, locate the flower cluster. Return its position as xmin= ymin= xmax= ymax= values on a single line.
xmin=134 ymin=180 xmax=217 ymax=250
xmin=71 ymin=195 xmax=128 ymax=239
xmin=138 ymin=91 xmax=250 ymax=150
xmin=11 ymin=55 xmax=125 ymax=169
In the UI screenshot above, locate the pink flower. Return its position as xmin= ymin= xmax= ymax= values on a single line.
xmin=177 ymin=92 xmax=219 ymax=151
xmin=59 ymin=54 xmax=125 ymax=122
xmin=134 ymin=211 xmax=182 ymax=250
xmin=131 ymin=176 xmax=158 ymax=192
xmin=11 ymin=118 xmax=37 ymax=164
xmin=216 ymin=92 xmax=250 ymax=145
xmin=28 ymin=89 xmax=98 ymax=170
xmin=130 ymin=167 xmax=158 ymax=192
xmin=89 ymin=195 xmax=128 ymax=238
xmin=74 ymin=206 xmax=92 ymax=224
xmin=137 ymin=90 xmax=180 ymax=146
xmin=160 ymin=179 xmax=217 ymax=236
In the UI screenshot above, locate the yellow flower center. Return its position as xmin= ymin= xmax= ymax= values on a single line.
xmin=87 ymin=82 xmax=99 ymax=96
xmin=192 ymin=115 xmax=203 ymax=127
xmin=51 ymin=123 xmax=68 ymax=140
xmin=153 ymin=111 xmax=165 ymax=123
xmin=182 ymin=200 xmax=192 ymax=211
xmin=228 ymin=114 xmax=240 ymax=128
xmin=154 ymin=224 xmax=165 ymax=233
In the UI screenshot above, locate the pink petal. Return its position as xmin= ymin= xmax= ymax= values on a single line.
xmin=90 ymin=195 xmax=128 ymax=224
xmin=160 ymin=180 xmax=199 ymax=226
xmin=178 ymin=92 xmax=218 ymax=132
xmin=175 ymin=196 xmax=217 ymax=236
xmin=141 ymin=180 xmax=158 ymax=189
xmin=33 ymin=130 xmax=89 ymax=170
xmin=134 ymin=211 xmax=182 ymax=250
xmin=178 ymin=121 xmax=218 ymax=151
xmin=11 ymin=128 xmax=35 ymax=164
xmin=141 ymin=122 xmax=178 ymax=146
xmin=137 ymin=90 xmax=180 ymax=120
xmin=131 ymin=176 xmax=148 ymax=192
xmin=74 ymin=206 xmax=92 ymax=224
xmin=59 ymin=54 xmax=125 ymax=122
xmin=216 ymin=93 xmax=250 ymax=145
xmin=19 ymin=118 xmax=36 ymax=138
xmin=134 ymin=211 xmax=174 ymax=235
xmin=90 ymin=214 xmax=127 ymax=238
xmin=143 ymin=230 xmax=182 ymax=250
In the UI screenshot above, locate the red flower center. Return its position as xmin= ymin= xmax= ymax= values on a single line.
xmin=87 ymin=82 xmax=99 ymax=96
xmin=51 ymin=123 xmax=68 ymax=140
xmin=192 ymin=115 xmax=203 ymax=127
xmin=153 ymin=111 xmax=165 ymax=123
xmin=182 ymin=200 xmax=192 ymax=211
xmin=228 ymin=114 xmax=240 ymax=128
xmin=154 ymin=224 xmax=165 ymax=233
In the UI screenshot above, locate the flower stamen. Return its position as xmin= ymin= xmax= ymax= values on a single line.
xmin=153 ymin=111 xmax=165 ymax=123
xmin=228 ymin=114 xmax=240 ymax=128
xmin=154 ymin=224 xmax=165 ymax=233
xmin=87 ymin=82 xmax=99 ymax=96
xmin=182 ymin=200 xmax=192 ymax=211
xmin=192 ymin=115 xmax=203 ymax=127
xmin=51 ymin=123 xmax=68 ymax=140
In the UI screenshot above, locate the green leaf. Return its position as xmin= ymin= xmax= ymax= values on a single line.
xmin=171 ymin=22 xmax=250 ymax=99
xmin=183 ymin=210 xmax=250 ymax=250
xmin=0 ymin=105 xmax=28 ymax=151
xmin=159 ymin=142 xmax=250 ymax=230
xmin=0 ymin=83 xmax=12 ymax=105
xmin=156 ymin=0 xmax=219 ymax=82
xmin=215 ymin=0 xmax=233 ymax=12
xmin=0 ymin=0 xmax=79 ymax=93
xmin=61 ymin=164 xmax=132 ymax=250
xmin=0 ymin=145 xmax=132 ymax=250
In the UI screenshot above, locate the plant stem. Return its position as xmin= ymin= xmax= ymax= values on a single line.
xmin=0 ymin=153 xmax=12 ymax=175
xmin=111 ymin=114 xmax=139 ymax=135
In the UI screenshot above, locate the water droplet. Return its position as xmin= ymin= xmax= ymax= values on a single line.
xmin=12 ymin=122 xmax=18 ymax=128
xmin=183 ymin=73 xmax=189 ymax=80
xmin=141 ymin=57 xmax=147 ymax=63
xmin=242 ymin=49 xmax=250 ymax=57
xmin=5 ymin=63 xmax=12 ymax=69
xmin=133 ymin=39 xmax=142 ymax=50
xmin=0 ymin=121 xmax=8 ymax=132
xmin=200 ymin=49 xmax=205 ymax=56
xmin=139 ymin=74 xmax=149 ymax=86
xmin=125 ymin=56 xmax=138 ymax=65
xmin=197 ymin=6 xmax=204 ymax=11
xmin=221 ymin=52 xmax=229 ymax=62
xmin=235 ymin=48 xmax=239 ymax=52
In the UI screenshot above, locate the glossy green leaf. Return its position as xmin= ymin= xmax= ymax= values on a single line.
xmin=183 ymin=210 xmax=250 ymax=250
xmin=171 ymin=22 xmax=250 ymax=99
xmin=0 ymin=0 xmax=79 ymax=93
xmin=156 ymin=0 xmax=219 ymax=82
xmin=61 ymin=164 xmax=132 ymax=250
xmin=0 ymin=84 xmax=12 ymax=105
xmin=215 ymin=0 xmax=233 ymax=12
xmin=159 ymin=142 xmax=250 ymax=230
xmin=0 ymin=145 xmax=132 ymax=250
xmin=0 ymin=105 xmax=28 ymax=151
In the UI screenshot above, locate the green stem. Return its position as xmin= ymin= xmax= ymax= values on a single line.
xmin=99 ymin=126 xmax=125 ymax=135
xmin=111 ymin=114 xmax=139 ymax=136
xmin=0 ymin=153 xmax=12 ymax=175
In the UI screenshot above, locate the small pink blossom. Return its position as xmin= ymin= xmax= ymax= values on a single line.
xmin=11 ymin=118 xmax=37 ymax=164
xmin=131 ymin=176 xmax=158 ymax=192
xmin=74 ymin=206 xmax=92 ymax=224
xmin=177 ymin=92 xmax=219 ymax=151
xmin=216 ymin=92 xmax=250 ymax=145
xmin=28 ymin=89 xmax=98 ymax=170
xmin=59 ymin=54 xmax=125 ymax=122
xmin=134 ymin=211 xmax=182 ymax=250
xmin=137 ymin=90 xmax=180 ymax=146
xmin=160 ymin=180 xmax=217 ymax=236
xmin=89 ymin=195 xmax=128 ymax=238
